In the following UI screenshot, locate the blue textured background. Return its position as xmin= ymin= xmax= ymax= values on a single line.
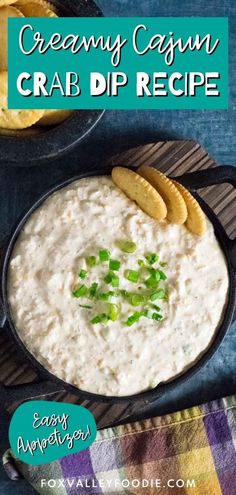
xmin=0 ymin=1 xmax=235 ymax=492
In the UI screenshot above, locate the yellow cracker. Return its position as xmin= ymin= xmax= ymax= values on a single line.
xmin=0 ymin=6 xmax=24 ymax=71
xmin=15 ymin=0 xmax=59 ymax=14
xmin=173 ymin=180 xmax=206 ymax=236
xmin=0 ymin=71 xmax=44 ymax=129
xmin=38 ymin=110 xmax=74 ymax=126
xmin=15 ymin=1 xmax=57 ymax=16
xmin=0 ymin=0 xmax=17 ymax=6
xmin=112 ymin=167 xmax=167 ymax=220
xmin=138 ymin=165 xmax=188 ymax=225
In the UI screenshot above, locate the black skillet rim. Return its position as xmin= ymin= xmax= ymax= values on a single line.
xmin=2 ymin=167 xmax=236 ymax=404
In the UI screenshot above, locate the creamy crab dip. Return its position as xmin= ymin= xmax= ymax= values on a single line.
xmin=8 ymin=176 xmax=228 ymax=396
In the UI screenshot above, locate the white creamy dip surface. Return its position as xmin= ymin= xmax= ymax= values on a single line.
xmin=8 ymin=176 xmax=229 ymax=396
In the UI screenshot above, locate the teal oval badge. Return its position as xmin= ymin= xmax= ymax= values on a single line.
xmin=9 ymin=401 xmax=97 ymax=465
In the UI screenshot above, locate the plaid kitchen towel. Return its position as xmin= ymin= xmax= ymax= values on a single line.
xmin=3 ymin=395 xmax=236 ymax=495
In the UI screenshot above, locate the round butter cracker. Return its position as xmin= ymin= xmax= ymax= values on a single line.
xmin=173 ymin=180 xmax=206 ymax=236
xmin=15 ymin=0 xmax=57 ymax=17
xmin=0 ymin=5 xmax=24 ymax=71
xmin=0 ymin=0 xmax=17 ymax=6
xmin=38 ymin=110 xmax=74 ymax=126
xmin=15 ymin=0 xmax=59 ymax=13
xmin=0 ymin=71 xmax=44 ymax=129
xmin=138 ymin=165 xmax=188 ymax=225
xmin=112 ymin=166 xmax=167 ymax=221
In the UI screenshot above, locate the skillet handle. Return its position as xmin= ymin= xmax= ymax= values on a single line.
xmin=174 ymin=165 xmax=236 ymax=270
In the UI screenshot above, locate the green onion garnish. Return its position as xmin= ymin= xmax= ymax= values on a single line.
xmin=150 ymin=303 xmax=161 ymax=311
xmin=158 ymin=270 xmax=167 ymax=281
xmin=89 ymin=282 xmax=98 ymax=298
xmin=152 ymin=312 xmax=163 ymax=321
xmin=145 ymin=253 xmax=159 ymax=265
xmin=150 ymin=289 xmax=166 ymax=300
xmin=72 ymin=285 xmax=88 ymax=298
xmin=98 ymin=291 xmax=114 ymax=301
xmin=147 ymin=268 xmax=161 ymax=282
xmin=109 ymin=259 xmax=121 ymax=271
xmin=79 ymin=269 xmax=87 ymax=280
xmin=99 ymin=249 xmax=111 ymax=262
xmin=104 ymin=272 xmax=119 ymax=288
xmin=91 ymin=313 xmax=109 ymax=325
xmin=86 ymin=256 xmax=96 ymax=267
xmin=125 ymin=269 xmax=139 ymax=283
xmin=79 ymin=304 xmax=93 ymax=309
xmin=111 ymin=274 xmax=119 ymax=288
xmin=160 ymin=261 xmax=168 ymax=268
xmin=138 ymin=259 xmax=145 ymax=267
xmin=126 ymin=312 xmax=142 ymax=326
xmin=104 ymin=272 xmax=112 ymax=284
xmin=130 ymin=294 xmax=146 ymax=307
xmin=142 ymin=309 xmax=153 ymax=319
xmin=107 ymin=303 xmax=121 ymax=322
xmin=145 ymin=276 xmax=159 ymax=289
xmin=119 ymin=240 xmax=137 ymax=254
xmin=120 ymin=289 xmax=129 ymax=298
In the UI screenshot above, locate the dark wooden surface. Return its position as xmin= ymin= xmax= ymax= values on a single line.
xmin=1 ymin=140 xmax=236 ymax=430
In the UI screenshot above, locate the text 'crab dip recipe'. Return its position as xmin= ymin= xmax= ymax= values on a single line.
xmin=8 ymin=175 xmax=229 ymax=396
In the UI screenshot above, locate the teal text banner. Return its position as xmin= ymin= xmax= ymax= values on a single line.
xmin=9 ymin=401 xmax=97 ymax=466
xmin=8 ymin=17 xmax=228 ymax=110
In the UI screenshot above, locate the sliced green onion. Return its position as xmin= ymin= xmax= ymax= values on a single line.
xmin=163 ymin=290 xmax=169 ymax=301
xmin=158 ymin=270 xmax=167 ymax=281
xmin=79 ymin=304 xmax=93 ymax=309
xmin=91 ymin=313 xmax=109 ymax=325
xmin=126 ymin=312 xmax=142 ymax=326
xmin=104 ymin=272 xmax=119 ymax=288
xmin=125 ymin=269 xmax=139 ymax=283
xmin=145 ymin=276 xmax=159 ymax=289
xmin=147 ymin=268 xmax=161 ymax=282
xmin=98 ymin=291 xmax=112 ymax=301
xmin=98 ymin=293 xmax=110 ymax=301
xmin=79 ymin=269 xmax=87 ymax=280
xmin=138 ymin=259 xmax=145 ymax=267
xmin=111 ymin=274 xmax=119 ymax=288
xmin=107 ymin=303 xmax=121 ymax=322
xmin=98 ymin=291 xmax=118 ymax=301
xmin=142 ymin=309 xmax=153 ymax=319
xmin=151 ymin=288 xmax=166 ymax=300
xmin=160 ymin=261 xmax=168 ymax=268
xmin=86 ymin=256 xmax=96 ymax=267
xmin=120 ymin=289 xmax=129 ymax=297
xmin=119 ymin=240 xmax=137 ymax=254
xmin=89 ymin=282 xmax=98 ymax=298
xmin=99 ymin=249 xmax=111 ymax=262
xmin=72 ymin=285 xmax=88 ymax=298
xmin=145 ymin=253 xmax=159 ymax=265
xmin=104 ymin=272 xmax=113 ymax=284
xmin=109 ymin=259 xmax=121 ymax=271
xmin=152 ymin=312 xmax=163 ymax=321
xmin=150 ymin=303 xmax=161 ymax=311
xmin=130 ymin=294 xmax=146 ymax=307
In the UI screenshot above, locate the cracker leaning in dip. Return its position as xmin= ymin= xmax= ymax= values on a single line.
xmin=8 ymin=171 xmax=229 ymax=396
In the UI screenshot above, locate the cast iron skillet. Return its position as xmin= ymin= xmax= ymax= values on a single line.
xmin=0 ymin=0 xmax=104 ymax=165
xmin=0 ymin=165 xmax=236 ymax=410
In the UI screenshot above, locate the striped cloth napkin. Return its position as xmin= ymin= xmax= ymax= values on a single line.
xmin=3 ymin=395 xmax=236 ymax=494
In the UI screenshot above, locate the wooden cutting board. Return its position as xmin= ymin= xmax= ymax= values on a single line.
xmin=1 ymin=140 xmax=236 ymax=428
